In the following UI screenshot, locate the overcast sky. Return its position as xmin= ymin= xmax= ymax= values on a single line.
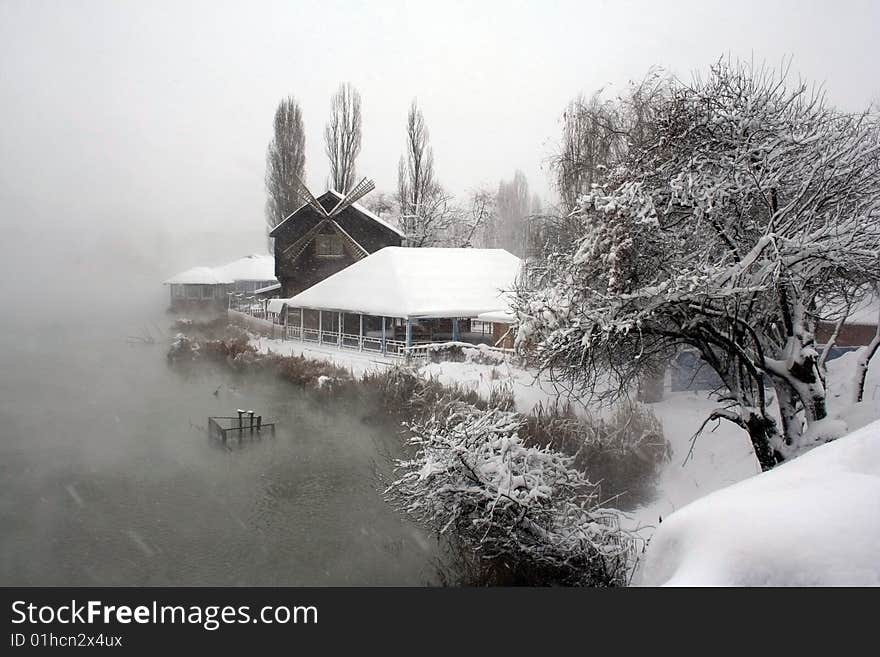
xmin=1 ymin=0 xmax=878 ymax=263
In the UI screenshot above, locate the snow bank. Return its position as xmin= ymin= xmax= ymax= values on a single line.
xmin=635 ymin=419 xmax=880 ymax=586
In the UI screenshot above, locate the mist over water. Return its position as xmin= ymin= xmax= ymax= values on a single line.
xmin=0 ymin=232 xmax=435 ymax=586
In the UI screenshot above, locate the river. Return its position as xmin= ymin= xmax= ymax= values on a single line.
xmin=0 ymin=263 xmax=437 ymax=586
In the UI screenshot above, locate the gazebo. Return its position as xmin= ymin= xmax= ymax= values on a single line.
xmin=266 ymin=247 xmax=521 ymax=355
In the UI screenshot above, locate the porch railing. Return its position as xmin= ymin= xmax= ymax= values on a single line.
xmin=232 ymin=305 xmax=511 ymax=362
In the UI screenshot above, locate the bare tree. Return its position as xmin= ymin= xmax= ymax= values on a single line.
xmin=324 ymin=83 xmax=362 ymax=193
xmin=363 ymin=191 xmax=397 ymax=219
xmin=265 ymin=96 xmax=306 ymax=250
xmin=496 ymin=171 xmax=531 ymax=256
xmin=397 ymin=100 xmax=448 ymax=245
xmin=553 ymin=70 xmax=669 ymax=212
xmin=448 ymin=187 xmax=495 ymax=248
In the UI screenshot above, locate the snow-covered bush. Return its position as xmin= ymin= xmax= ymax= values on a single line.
xmin=203 ymin=336 xmax=255 ymax=362
xmin=385 ymin=399 xmax=636 ymax=586
xmin=166 ymin=333 xmax=200 ymax=362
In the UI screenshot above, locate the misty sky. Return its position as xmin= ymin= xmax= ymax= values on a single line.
xmin=1 ymin=0 xmax=879 ymax=266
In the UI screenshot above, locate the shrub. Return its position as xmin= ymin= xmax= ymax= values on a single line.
xmin=166 ymin=333 xmax=200 ymax=362
xmin=203 ymin=337 xmax=255 ymax=361
xmin=385 ymin=399 xmax=636 ymax=586
xmin=522 ymin=399 xmax=670 ymax=509
xmin=362 ymin=366 xmax=484 ymax=419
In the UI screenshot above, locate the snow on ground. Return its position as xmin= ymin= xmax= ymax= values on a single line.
xmin=634 ymin=418 xmax=880 ymax=586
xmin=629 ymin=392 xmax=760 ymax=532
xmin=250 ymin=336 xmax=398 ymax=377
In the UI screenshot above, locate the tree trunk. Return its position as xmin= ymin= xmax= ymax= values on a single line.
xmin=854 ymin=329 xmax=880 ymax=403
xmin=773 ymin=380 xmax=803 ymax=449
xmin=744 ymin=410 xmax=785 ymax=472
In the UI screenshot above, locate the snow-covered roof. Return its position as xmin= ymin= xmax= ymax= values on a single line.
xmin=269 ymin=190 xmax=405 ymax=238
xmin=268 ymin=247 xmax=522 ymax=319
xmin=165 ymin=255 xmax=276 ymax=286
xmin=635 ymin=418 xmax=880 ymax=586
xmin=325 ymin=189 xmax=405 ymax=238
xmin=216 ymin=254 xmax=276 ymax=282
xmin=164 ymin=266 xmax=234 ymax=285
xmin=476 ymin=309 xmax=516 ymax=324
xmin=255 ymin=282 xmax=281 ymax=295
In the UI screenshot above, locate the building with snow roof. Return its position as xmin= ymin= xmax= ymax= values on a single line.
xmin=216 ymin=254 xmax=277 ymax=294
xmin=269 ymin=189 xmax=404 ymax=297
xmin=164 ymin=266 xmax=235 ymax=311
xmin=164 ymin=254 xmax=277 ymax=312
xmin=265 ymin=247 xmax=521 ymax=354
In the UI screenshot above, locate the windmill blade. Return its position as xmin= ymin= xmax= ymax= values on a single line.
xmin=327 ymin=177 xmax=376 ymax=218
xmin=291 ymin=174 xmax=328 ymax=218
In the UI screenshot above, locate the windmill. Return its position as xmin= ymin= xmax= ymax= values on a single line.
xmin=290 ymin=174 xmax=376 ymax=221
xmin=283 ymin=175 xmax=378 ymax=261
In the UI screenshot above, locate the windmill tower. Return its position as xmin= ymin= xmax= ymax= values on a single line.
xmin=281 ymin=175 xmax=377 ymax=264
xmin=291 ymin=175 xmax=376 ymax=223
xmin=269 ymin=174 xmax=403 ymax=297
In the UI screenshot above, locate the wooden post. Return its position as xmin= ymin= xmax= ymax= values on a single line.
xmin=248 ymin=410 xmax=255 ymax=434
xmin=300 ymin=307 xmax=304 ymax=342
xmin=257 ymin=415 xmax=262 ymax=431
xmin=237 ymin=410 xmax=243 ymax=438
xmin=318 ymin=311 xmax=323 ymax=344
xmin=406 ymin=319 xmax=413 ymax=350
xmin=359 ymin=314 xmax=364 ymax=351
xmin=381 ymin=316 xmax=387 ymax=354
xmin=338 ymin=311 xmax=343 ymax=347
xmin=452 ymin=318 xmax=460 ymax=342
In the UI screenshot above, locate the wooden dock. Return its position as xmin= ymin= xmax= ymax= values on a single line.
xmin=208 ymin=410 xmax=276 ymax=444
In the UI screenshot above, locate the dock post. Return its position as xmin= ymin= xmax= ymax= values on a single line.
xmin=248 ymin=410 xmax=255 ymax=434
xmin=237 ymin=410 xmax=243 ymax=438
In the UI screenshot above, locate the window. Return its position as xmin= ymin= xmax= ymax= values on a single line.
xmin=186 ymin=285 xmax=200 ymax=299
xmin=201 ymin=286 xmax=215 ymax=299
xmin=315 ymin=233 xmax=344 ymax=257
xmin=173 ymin=285 xmax=184 ymax=298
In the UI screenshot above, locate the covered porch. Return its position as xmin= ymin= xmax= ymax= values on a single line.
xmin=270 ymin=306 xmax=492 ymax=357
xmin=264 ymin=247 xmax=523 ymax=360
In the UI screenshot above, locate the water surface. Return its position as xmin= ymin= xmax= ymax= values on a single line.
xmin=0 ymin=281 xmax=435 ymax=585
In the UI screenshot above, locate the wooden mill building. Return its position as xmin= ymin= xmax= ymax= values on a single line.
xmin=269 ymin=189 xmax=404 ymax=297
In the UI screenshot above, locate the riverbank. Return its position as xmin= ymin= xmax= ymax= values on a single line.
xmin=240 ymin=325 xmax=880 ymax=538
xmin=242 ymin=330 xmax=760 ymax=531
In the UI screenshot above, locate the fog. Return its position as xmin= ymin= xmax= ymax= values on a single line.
xmin=2 ymin=1 xmax=879 ymax=291
xmin=1 ymin=0 xmax=878 ymax=585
